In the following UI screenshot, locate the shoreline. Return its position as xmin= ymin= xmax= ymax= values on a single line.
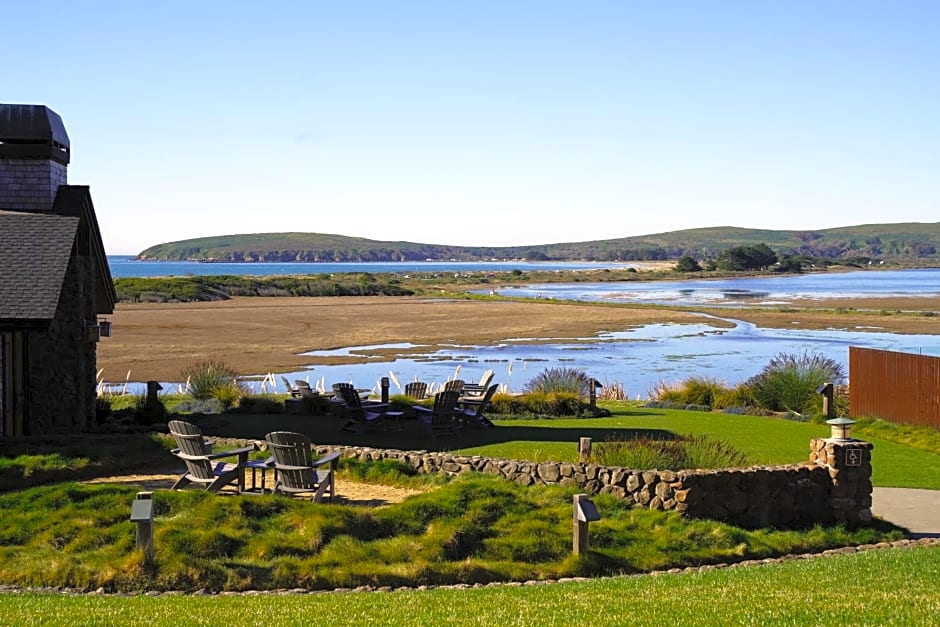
xmin=97 ymin=295 xmax=940 ymax=383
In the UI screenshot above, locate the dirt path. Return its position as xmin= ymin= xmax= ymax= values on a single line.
xmin=82 ymin=471 xmax=422 ymax=507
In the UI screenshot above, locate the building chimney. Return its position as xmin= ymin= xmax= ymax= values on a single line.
xmin=0 ymin=104 xmax=70 ymax=213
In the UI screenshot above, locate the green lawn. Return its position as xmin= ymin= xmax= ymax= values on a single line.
xmin=3 ymin=544 xmax=937 ymax=626
xmin=200 ymin=404 xmax=940 ymax=490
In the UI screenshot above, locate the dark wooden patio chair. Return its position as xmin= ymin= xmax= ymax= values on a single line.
xmin=265 ymin=431 xmax=340 ymax=502
xmin=458 ymin=383 xmax=499 ymax=428
xmin=168 ymin=419 xmax=252 ymax=493
xmin=414 ymin=390 xmax=461 ymax=437
xmin=334 ymin=383 xmax=387 ymax=433
xmin=461 ymin=369 xmax=495 ymax=399
xmin=404 ymin=381 xmax=428 ymax=400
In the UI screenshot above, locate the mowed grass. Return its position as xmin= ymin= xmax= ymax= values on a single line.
xmin=456 ymin=404 xmax=940 ymax=490
xmin=3 ymin=544 xmax=938 ymax=626
xmin=195 ymin=403 xmax=940 ymax=489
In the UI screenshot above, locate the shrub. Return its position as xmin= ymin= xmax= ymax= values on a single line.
xmin=133 ymin=393 xmax=166 ymax=425
xmin=172 ymin=398 xmax=224 ymax=415
xmin=592 ymin=434 xmax=749 ymax=470
xmin=524 ymin=367 xmax=591 ymax=396
xmin=211 ymin=380 xmax=246 ymax=410
xmin=180 ymin=360 xmax=239 ymax=401
xmin=489 ymin=392 xmax=592 ymax=417
xmin=235 ymin=394 xmax=284 ymax=414
xmin=95 ymin=397 xmax=112 ymax=424
xmin=649 ymin=377 xmax=733 ymax=408
xmin=745 ymin=351 xmax=845 ymax=415
xmin=712 ymin=383 xmax=756 ymax=410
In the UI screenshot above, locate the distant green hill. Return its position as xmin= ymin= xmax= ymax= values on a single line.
xmin=136 ymin=223 xmax=940 ymax=262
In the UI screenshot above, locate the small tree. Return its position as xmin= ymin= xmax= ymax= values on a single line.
xmin=675 ymin=255 xmax=702 ymax=272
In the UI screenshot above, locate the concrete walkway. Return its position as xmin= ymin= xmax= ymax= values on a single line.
xmin=872 ymin=487 xmax=940 ymax=538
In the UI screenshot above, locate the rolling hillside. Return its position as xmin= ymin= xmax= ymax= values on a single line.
xmin=136 ymin=223 xmax=940 ymax=263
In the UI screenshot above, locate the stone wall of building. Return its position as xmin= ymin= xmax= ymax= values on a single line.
xmin=315 ymin=438 xmax=874 ymax=529
xmin=0 ymin=158 xmax=67 ymax=212
xmin=26 ymin=247 xmax=99 ymax=434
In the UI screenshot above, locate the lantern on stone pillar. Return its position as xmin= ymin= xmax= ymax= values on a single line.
xmin=826 ymin=417 xmax=856 ymax=441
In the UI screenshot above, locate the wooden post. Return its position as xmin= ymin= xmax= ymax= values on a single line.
xmin=579 ymin=437 xmax=592 ymax=463
xmin=381 ymin=377 xmax=390 ymax=404
xmin=817 ymin=382 xmax=834 ymax=418
xmin=588 ymin=378 xmax=598 ymax=409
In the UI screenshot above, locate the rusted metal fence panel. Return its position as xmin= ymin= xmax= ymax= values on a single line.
xmin=849 ymin=347 xmax=940 ymax=429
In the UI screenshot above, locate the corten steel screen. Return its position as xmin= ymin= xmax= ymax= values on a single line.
xmin=850 ymin=346 xmax=940 ymax=429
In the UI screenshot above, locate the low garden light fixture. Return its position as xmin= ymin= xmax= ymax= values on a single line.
xmin=826 ymin=416 xmax=856 ymax=441
xmin=573 ymin=494 xmax=601 ymax=555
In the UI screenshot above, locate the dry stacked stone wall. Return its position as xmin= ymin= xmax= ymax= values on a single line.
xmin=318 ymin=438 xmax=874 ymax=529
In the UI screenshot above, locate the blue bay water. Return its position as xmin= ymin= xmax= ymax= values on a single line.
xmin=490 ymin=268 xmax=940 ymax=306
xmin=102 ymin=260 xmax=940 ymax=395
xmin=106 ymin=255 xmax=636 ymax=277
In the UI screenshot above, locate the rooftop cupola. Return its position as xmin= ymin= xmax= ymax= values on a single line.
xmin=0 ymin=104 xmax=70 ymax=212
xmin=0 ymin=104 xmax=70 ymax=164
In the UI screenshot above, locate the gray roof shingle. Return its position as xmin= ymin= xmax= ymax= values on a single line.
xmin=0 ymin=211 xmax=78 ymax=320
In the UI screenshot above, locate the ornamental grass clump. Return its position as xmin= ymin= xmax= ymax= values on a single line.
xmin=649 ymin=377 xmax=733 ymax=408
xmin=180 ymin=359 xmax=243 ymax=407
xmin=745 ymin=351 xmax=845 ymax=415
xmin=524 ymin=367 xmax=591 ymax=396
xmin=592 ymin=434 xmax=749 ymax=470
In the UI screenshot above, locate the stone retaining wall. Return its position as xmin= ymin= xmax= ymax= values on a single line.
xmin=317 ymin=438 xmax=874 ymax=529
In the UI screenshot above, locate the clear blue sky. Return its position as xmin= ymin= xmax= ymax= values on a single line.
xmin=7 ymin=1 xmax=939 ymax=254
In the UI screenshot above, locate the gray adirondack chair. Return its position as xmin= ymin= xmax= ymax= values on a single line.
xmin=168 ymin=419 xmax=252 ymax=493
xmin=404 ymin=381 xmax=428 ymax=400
xmin=461 ymin=369 xmax=495 ymax=398
xmin=265 ymin=431 xmax=340 ymax=502
xmin=334 ymin=383 xmax=387 ymax=433
xmin=414 ymin=390 xmax=461 ymax=437
xmin=458 ymin=383 xmax=498 ymax=428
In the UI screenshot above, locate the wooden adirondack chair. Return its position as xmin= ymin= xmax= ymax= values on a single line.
xmin=462 ymin=369 xmax=495 ymax=398
xmin=404 ymin=381 xmax=428 ymax=400
xmin=414 ymin=390 xmax=461 ymax=437
xmin=168 ymin=419 xmax=252 ymax=493
xmin=334 ymin=383 xmax=387 ymax=433
xmin=458 ymin=383 xmax=498 ymax=428
xmin=442 ymin=379 xmax=465 ymax=395
xmin=264 ymin=431 xmax=340 ymax=502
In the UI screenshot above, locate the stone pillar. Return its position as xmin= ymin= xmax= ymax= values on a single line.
xmin=810 ymin=438 xmax=874 ymax=526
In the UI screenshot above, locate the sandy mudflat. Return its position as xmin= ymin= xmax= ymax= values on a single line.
xmin=97 ymin=295 xmax=940 ymax=382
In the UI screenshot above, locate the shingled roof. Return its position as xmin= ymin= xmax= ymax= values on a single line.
xmin=0 ymin=211 xmax=79 ymax=321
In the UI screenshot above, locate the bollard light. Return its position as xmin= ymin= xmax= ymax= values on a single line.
xmin=826 ymin=417 xmax=856 ymax=441
xmin=129 ymin=491 xmax=155 ymax=560
xmin=573 ymin=494 xmax=601 ymax=555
